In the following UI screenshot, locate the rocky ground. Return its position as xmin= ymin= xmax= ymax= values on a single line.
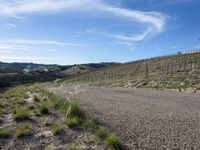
xmin=50 ymin=84 xmax=200 ymax=150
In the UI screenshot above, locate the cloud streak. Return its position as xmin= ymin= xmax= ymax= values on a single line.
xmin=0 ymin=0 xmax=168 ymax=42
xmin=0 ymin=39 xmax=88 ymax=47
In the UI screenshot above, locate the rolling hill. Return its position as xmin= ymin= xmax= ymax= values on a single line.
xmin=65 ymin=50 xmax=200 ymax=92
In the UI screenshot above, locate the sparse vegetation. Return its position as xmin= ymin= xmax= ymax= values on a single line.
xmin=13 ymin=107 xmax=29 ymax=121
xmin=0 ymin=85 xmax=122 ymax=149
xmin=51 ymin=121 xmax=61 ymax=135
xmin=66 ymin=117 xmax=80 ymax=127
xmin=95 ymin=127 xmax=107 ymax=139
xmin=0 ymin=127 xmax=11 ymax=138
xmin=16 ymin=122 xmax=32 ymax=138
xmin=37 ymin=102 xmax=49 ymax=114
xmin=105 ymin=134 xmax=121 ymax=149
xmin=83 ymin=118 xmax=95 ymax=131
xmin=68 ymin=145 xmax=80 ymax=150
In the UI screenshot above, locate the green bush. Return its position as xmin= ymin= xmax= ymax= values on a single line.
xmin=16 ymin=122 xmax=32 ymax=138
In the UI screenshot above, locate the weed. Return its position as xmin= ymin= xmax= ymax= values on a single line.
xmin=16 ymin=122 xmax=32 ymax=138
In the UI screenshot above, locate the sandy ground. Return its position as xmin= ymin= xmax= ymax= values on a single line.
xmin=49 ymin=85 xmax=200 ymax=150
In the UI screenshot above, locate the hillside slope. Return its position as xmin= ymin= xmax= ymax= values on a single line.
xmin=65 ymin=51 xmax=200 ymax=92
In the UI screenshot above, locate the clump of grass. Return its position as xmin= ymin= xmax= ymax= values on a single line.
xmin=66 ymin=117 xmax=80 ymax=127
xmin=68 ymin=100 xmax=82 ymax=117
xmin=13 ymin=108 xmax=29 ymax=121
xmin=37 ymin=102 xmax=49 ymax=114
xmin=105 ymin=134 xmax=121 ymax=149
xmin=51 ymin=121 xmax=61 ymax=135
xmin=83 ymin=119 xmax=95 ymax=131
xmin=43 ymin=119 xmax=51 ymax=127
xmin=16 ymin=122 xmax=32 ymax=138
xmin=68 ymin=145 xmax=80 ymax=150
xmin=95 ymin=127 xmax=107 ymax=139
xmin=0 ymin=127 xmax=11 ymax=138
xmin=33 ymin=95 xmax=40 ymax=102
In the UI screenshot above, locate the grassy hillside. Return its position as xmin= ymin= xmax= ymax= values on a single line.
xmin=65 ymin=51 xmax=200 ymax=92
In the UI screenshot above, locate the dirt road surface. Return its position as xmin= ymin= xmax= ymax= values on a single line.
xmin=49 ymin=85 xmax=200 ymax=149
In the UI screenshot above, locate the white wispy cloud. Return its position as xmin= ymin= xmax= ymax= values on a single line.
xmin=0 ymin=44 xmax=31 ymax=52
xmin=6 ymin=23 xmax=18 ymax=28
xmin=86 ymin=27 xmax=152 ymax=42
xmin=0 ymin=39 xmax=88 ymax=47
xmin=0 ymin=0 xmax=168 ymax=42
xmin=0 ymin=56 xmax=56 ymax=61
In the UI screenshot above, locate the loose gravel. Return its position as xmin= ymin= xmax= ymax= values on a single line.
xmin=50 ymin=85 xmax=200 ymax=150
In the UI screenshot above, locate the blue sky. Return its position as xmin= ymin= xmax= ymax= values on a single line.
xmin=0 ymin=0 xmax=200 ymax=65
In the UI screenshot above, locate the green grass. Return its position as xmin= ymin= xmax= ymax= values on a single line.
xmin=68 ymin=100 xmax=82 ymax=117
xmin=51 ymin=121 xmax=61 ymax=135
xmin=66 ymin=117 xmax=80 ymax=127
xmin=13 ymin=108 xmax=29 ymax=121
xmin=68 ymin=145 xmax=80 ymax=150
xmin=105 ymin=134 xmax=121 ymax=149
xmin=16 ymin=122 xmax=32 ymax=138
xmin=83 ymin=118 xmax=95 ymax=131
xmin=33 ymin=95 xmax=40 ymax=102
xmin=95 ymin=127 xmax=107 ymax=139
xmin=37 ymin=102 xmax=49 ymax=114
xmin=0 ymin=127 xmax=11 ymax=138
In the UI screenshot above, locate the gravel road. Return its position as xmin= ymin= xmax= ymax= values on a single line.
xmin=49 ymin=85 xmax=200 ymax=150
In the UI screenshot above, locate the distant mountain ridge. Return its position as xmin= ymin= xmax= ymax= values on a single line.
xmin=0 ymin=62 xmax=118 ymax=74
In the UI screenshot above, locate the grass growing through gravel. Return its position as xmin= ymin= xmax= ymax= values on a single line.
xmin=51 ymin=121 xmax=61 ymax=135
xmin=66 ymin=117 xmax=80 ymax=127
xmin=95 ymin=127 xmax=107 ymax=139
xmin=105 ymin=134 xmax=121 ymax=150
xmin=68 ymin=145 xmax=80 ymax=150
xmin=13 ymin=107 xmax=29 ymax=121
xmin=16 ymin=122 xmax=32 ymax=138
xmin=0 ymin=85 xmax=123 ymax=149
xmin=0 ymin=127 xmax=11 ymax=138
xmin=37 ymin=102 xmax=49 ymax=114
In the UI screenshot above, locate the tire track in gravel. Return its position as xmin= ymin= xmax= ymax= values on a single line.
xmin=49 ymin=85 xmax=200 ymax=150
